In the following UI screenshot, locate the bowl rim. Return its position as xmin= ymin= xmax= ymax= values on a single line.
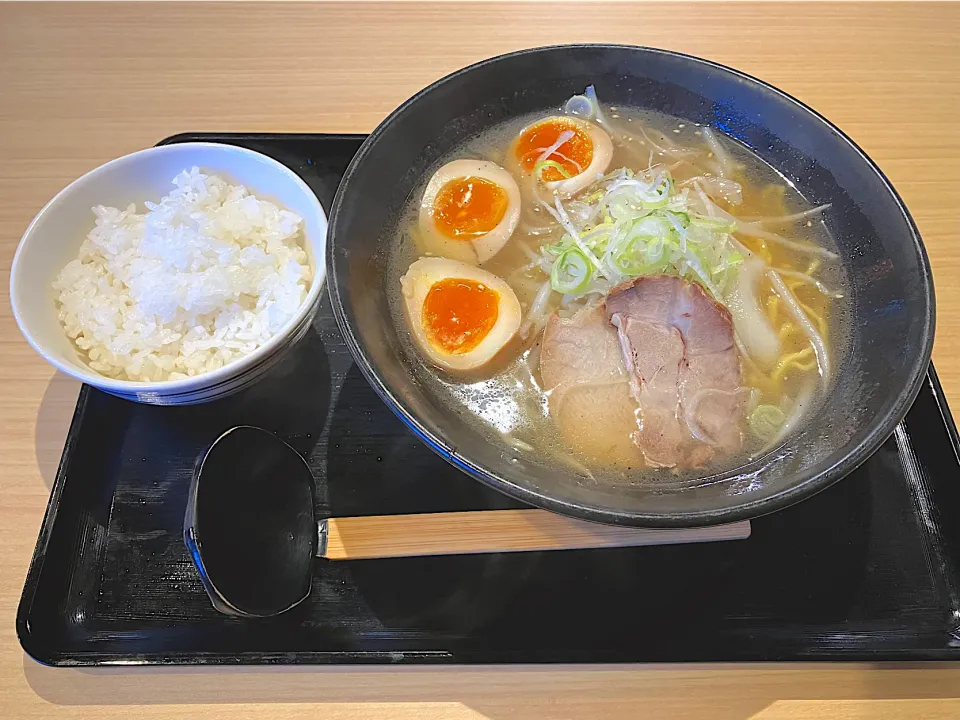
xmin=10 ymin=141 xmax=327 ymax=395
xmin=327 ymin=43 xmax=936 ymax=527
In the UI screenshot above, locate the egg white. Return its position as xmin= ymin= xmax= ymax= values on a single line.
xmin=400 ymin=257 xmax=522 ymax=372
xmin=510 ymin=116 xmax=614 ymax=198
xmin=417 ymin=160 xmax=521 ymax=265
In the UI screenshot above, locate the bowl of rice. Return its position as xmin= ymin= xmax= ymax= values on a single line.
xmin=10 ymin=142 xmax=327 ymax=404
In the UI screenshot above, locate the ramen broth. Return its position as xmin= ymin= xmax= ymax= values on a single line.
xmin=388 ymin=96 xmax=846 ymax=482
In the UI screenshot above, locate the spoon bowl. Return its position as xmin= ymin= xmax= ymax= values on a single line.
xmin=185 ymin=426 xmax=317 ymax=617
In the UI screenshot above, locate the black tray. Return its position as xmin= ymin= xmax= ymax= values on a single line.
xmin=17 ymin=133 xmax=960 ymax=666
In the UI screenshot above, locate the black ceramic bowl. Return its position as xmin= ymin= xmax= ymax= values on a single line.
xmin=327 ymin=45 xmax=934 ymax=527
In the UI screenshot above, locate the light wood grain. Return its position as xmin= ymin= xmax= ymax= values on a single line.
xmin=1 ymin=2 xmax=959 ymax=719
xmin=324 ymin=510 xmax=751 ymax=559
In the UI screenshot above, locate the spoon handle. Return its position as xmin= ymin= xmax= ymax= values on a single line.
xmin=319 ymin=509 xmax=750 ymax=560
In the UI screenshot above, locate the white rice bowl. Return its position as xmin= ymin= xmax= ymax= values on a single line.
xmin=52 ymin=168 xmax=313 ymax=382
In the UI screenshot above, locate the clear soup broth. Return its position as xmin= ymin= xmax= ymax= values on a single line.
xmin=388 ymin=91 xmax=848 ymax=486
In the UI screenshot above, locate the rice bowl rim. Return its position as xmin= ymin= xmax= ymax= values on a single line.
xmin=10 ymin=142 xmax=327 ymax=395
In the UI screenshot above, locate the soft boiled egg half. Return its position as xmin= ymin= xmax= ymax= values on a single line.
xmin=400 ymin=257 xmax=522 ymax=372
xmin=510 ymin=116 xmax=613 ymax=197
xmin=418 ymin=160 xmax=521 ymax=265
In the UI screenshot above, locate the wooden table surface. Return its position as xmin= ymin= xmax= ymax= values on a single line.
xmin=2 ymin=2 xmax=960 ymax=718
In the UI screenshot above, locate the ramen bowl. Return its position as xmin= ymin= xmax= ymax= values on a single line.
xmin=327 ymin=45 xmax=934 ymax=527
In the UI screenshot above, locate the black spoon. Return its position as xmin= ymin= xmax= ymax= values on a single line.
xmin=184 ymin=426 xmax=751 ymax=617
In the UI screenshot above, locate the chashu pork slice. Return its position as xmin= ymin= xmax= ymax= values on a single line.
xmin=539 ymin=306 xmax=645 ymax=467
xmin=604 ymin=275 xmax=743 ymax=468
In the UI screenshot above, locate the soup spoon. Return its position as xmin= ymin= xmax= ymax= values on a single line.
xmin=184 ymin=425 xmax=750 ymax=617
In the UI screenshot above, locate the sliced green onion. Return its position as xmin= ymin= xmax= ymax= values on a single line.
xmin=550 ymin=247 xmax=593 ymax=294
xmin=635 ymin=175 xmax=672 ymax=208
xmin=612 ymin=235 xmax=665 ymax=275
xmin=534 ymin=159 xmax=574 ymax=181
xmin=641 ymin=196 xmax=669 ymax=210
xmin=535 ymin=159 xmax=750 ymax=302
xmin=749 ymin=404 xmax=786 ymax=440
xmin=691 ymin=215 xmax=737 ymax=233
xmin=598 ymin=168 xmax=631 ymax=184
xmin=642 ymin=180 xmax=672 ymax=209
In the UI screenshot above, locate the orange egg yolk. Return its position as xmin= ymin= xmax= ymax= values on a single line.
xmin=432 ymin=176 xmax=509 ymax=240
xmin=515 ymin=118 xmax=594 ymax=182
xmin=422 ymin=278 xmax=500 ymax=355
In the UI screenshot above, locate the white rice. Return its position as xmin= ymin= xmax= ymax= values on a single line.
xmin=53 ymin=167 xmax=312 ymax=382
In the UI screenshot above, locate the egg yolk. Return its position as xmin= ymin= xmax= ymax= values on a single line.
xmin=432 ymin=176 xmax=509 ymax=240
xmin=515 ymin=118 xmax=594 ymax=182
xmin=422 ymin=278 xmax=500 ymax=355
